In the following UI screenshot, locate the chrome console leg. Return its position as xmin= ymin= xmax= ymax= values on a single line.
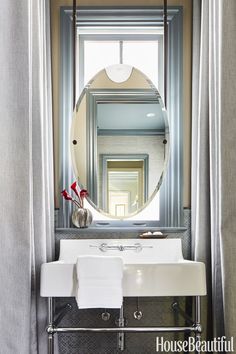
xmin=195 ymin=296 xmax=201 ymax=354
xmin=47 ymin=297 xmax=55 ymax=354
xmin=48 ymin=333 xmax=54 ymax=354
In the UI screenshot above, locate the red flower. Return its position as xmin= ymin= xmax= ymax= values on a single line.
xmin=61 ymin=189 xmax=72 ymax=201
xmin=61 ymin=184 xmax=89 ymax=209
xmin=70 ymin=181 xmax=80 ymax=198
xmin=80 ymin=189 xmax=89 ymax=199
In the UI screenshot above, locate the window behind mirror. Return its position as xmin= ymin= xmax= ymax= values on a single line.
xmin=59 ymin=7 xmax=183 ymax=227
xmin=77 ymin=30 xmax=163 ymax=94
xmin=81 ymin=39 xmax=160 ymax=90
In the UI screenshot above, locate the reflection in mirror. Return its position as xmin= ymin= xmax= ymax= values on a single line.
xmin=101 ymin=155 xmax=148 ymax=216
xmin=71 ymin=65 xmax=169 ymax=219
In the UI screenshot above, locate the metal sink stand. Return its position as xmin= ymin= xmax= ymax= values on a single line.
xmin=46 ymin=296 xmax=202 ymax=354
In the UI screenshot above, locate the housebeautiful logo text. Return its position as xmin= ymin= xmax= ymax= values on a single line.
xmin=156 ymin=336 xmax=234 ymax=352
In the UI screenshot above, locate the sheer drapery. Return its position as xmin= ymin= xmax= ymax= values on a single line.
xmin=192 ymin=0 xmax=236 ymax=340
xmin=0 ymin=0 xmax=55 ymax=353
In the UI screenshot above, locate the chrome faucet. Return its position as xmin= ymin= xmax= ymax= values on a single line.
xmin=90 ymin=243 xmax=153 ymax=253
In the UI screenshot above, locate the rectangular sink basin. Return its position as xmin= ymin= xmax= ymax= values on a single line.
xmin=41 ymin=239 xmax=206 ymax=297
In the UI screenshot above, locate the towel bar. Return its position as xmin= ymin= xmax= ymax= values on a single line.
xmin=48 ymin=325 xmax=201 ymax=334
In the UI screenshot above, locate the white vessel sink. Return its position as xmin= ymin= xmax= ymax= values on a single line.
xmin=40 ymin=239 xmax=206 ymax=297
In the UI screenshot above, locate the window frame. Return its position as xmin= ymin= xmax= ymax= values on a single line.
xmin=59 ymin=6 xmax=183 ymax=228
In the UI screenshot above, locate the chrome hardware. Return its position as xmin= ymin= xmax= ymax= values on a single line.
xmin=115 ymin=317 xmax=128 ymax=327
xmin=118 ymin=306 xmax=125 ymax=351
xmin=134 ymin=297 xmax=143 ymax=320
xmin=90 ymin=243 xmax=153 ymax=253
xmin=133 ymin=310 xmax=143 ymax=320
xmin=101 ymin=310 xmax=111 ymax=321
xmin=46 ymin=324 xmax=55 ymax=335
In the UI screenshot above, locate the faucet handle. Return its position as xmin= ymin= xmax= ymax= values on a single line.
xmin=89 ymin=243 xmax=108 ymax=252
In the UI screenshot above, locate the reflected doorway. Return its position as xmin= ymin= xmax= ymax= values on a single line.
xmin=100 ymin=155 xmax=148 ymax=217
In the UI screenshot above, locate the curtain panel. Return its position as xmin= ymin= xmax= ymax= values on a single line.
xmin=0 ymin=0 xmax=55 ymax=353
xmin=192 ymin=0 xmax=236 ymax=341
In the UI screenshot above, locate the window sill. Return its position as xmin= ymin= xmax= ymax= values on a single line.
xmin=55 ymin=226 xmax=187 ymax=234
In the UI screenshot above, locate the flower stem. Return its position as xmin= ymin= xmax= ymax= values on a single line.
xmin=72 ymin=199 xmax=81 ymax=208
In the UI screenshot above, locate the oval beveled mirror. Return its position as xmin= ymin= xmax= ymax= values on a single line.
xmin=71 ymin=64 xmax=169 ymax=219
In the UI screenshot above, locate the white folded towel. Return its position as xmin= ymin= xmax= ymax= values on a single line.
xmin=76 ymin=255 xmax=123 ymax=309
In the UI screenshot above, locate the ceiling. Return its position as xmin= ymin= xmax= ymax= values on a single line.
xmin=97 ymin=103 xmax=166 ymax=131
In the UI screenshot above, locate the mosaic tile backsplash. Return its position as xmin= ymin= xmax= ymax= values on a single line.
xmin=54 ymin=209 xmax=191 ymax=354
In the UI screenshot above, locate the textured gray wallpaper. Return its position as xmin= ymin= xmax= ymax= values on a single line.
xmin=55 ymin=297 xmax=187 ymax=354
xmin=54 ymin=209 xmax=191 ymax=354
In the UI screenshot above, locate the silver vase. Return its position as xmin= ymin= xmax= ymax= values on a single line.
xmin=72 ymin=208 xmax=93 ymax=228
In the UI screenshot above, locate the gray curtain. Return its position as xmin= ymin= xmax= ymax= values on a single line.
xmin=192 ymin=0 xmax=236 ymax=340
xmin=0 ymin=1 xmax=55 ymax=353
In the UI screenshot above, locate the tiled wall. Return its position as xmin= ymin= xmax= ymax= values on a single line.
xmin=54 ymin=209 xmax=191 ymax=354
